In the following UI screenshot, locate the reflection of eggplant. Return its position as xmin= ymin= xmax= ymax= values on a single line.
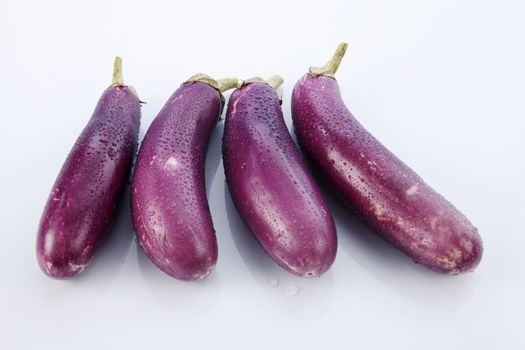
xmin=292 ymin=43 xmax=482 ymax=274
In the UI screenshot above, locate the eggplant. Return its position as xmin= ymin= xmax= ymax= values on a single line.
xmin=223 ymin=76 xmax=337 ymax=277
xmin=131 ymin=74 xmax=237 ymax=281
xmin=36 ymin=57 xmax=141 ymax=279
xmin=291 ymin=43 xmax=483 ymax=274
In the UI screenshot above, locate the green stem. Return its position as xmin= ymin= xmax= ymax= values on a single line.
xmin=217 ymin=77 xmax=239 ymax=92
xmin=112 ymin=56 xmax=123 ymax=86
xmin=308 ymin=42 xmax=348 ymax=77
xmin=267 ymin=75 xmax=284 ymax=90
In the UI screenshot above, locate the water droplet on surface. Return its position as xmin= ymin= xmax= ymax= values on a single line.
xmin=268 ymin=278 xmax=279 ymax=288
xmin=283 ymin=284 xmax=300 ymax=297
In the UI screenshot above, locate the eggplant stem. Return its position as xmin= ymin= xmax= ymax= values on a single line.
xmin=217 ymin=78 xmax=239 ymax=92
xmin=309 ymin=42 xmax=348 ymax=77
xmin=112 ymin=56 xmax=123 ymax=86
xmin=267 ymin=75 xmax=284 ymax=90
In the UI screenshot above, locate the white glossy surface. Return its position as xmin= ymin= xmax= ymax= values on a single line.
xmin=1 ymin=0 xmax=524 ymax=349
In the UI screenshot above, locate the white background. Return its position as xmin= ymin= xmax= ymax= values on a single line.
xmin=1 ymin=0 xmax=524 ymax=349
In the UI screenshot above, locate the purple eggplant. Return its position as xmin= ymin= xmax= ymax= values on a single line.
xmin=36 ymin=57 xmax=141 ymax=279
xmin=223 ymin=76 xmax=337 ymax=277
xmin=131 ymin=74 xmax=238 ymax=281
xmin=292 ymin=43 xmax=483 ymax=274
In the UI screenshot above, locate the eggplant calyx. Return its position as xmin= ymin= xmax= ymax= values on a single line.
xmin=242 ymin=75 xmax=284 ymax=90
xmin=185 ymin=73 xmax=239 ymax=116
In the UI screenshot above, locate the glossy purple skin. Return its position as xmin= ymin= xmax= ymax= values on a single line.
xmin=292 ymin=74 xmax=483 ymax=274
xmin=36 ymin=86 xmax=141 ymax=279
xmin=131 ymin=82 xmax=219 ymax=281
xmin=223 ymin=82 xmax=337 ymax=277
